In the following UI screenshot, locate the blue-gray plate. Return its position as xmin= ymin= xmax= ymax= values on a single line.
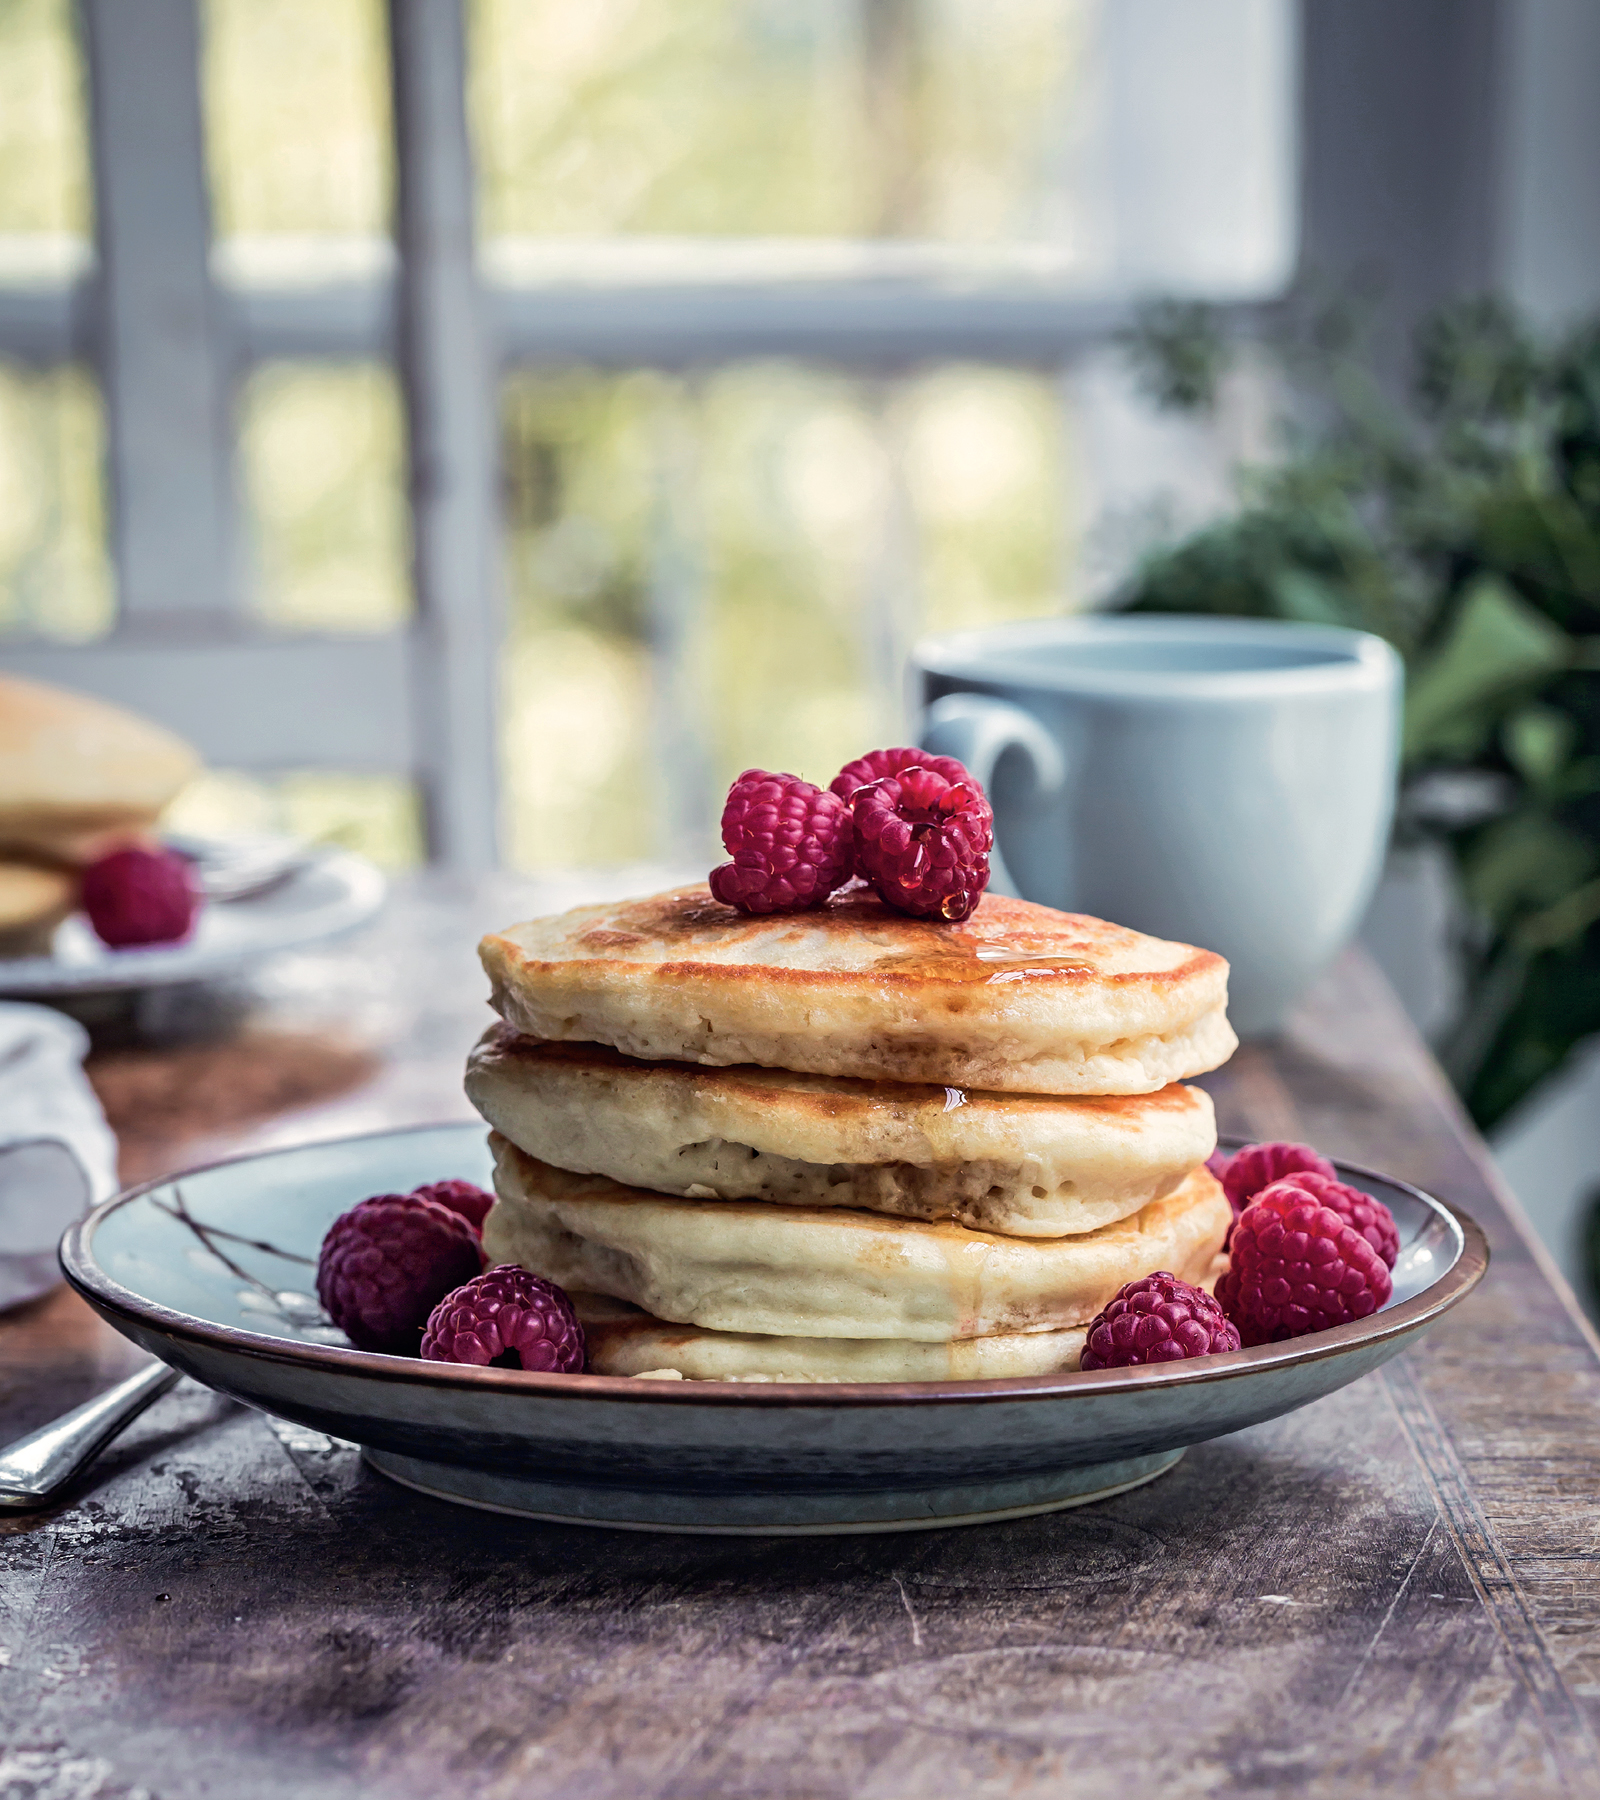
xmin=60 ymin=1124 xmax=1488 ymax=1535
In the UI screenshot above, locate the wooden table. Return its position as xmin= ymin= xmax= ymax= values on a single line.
xmin=4 ymin=874 xmax=1599 ymax=1799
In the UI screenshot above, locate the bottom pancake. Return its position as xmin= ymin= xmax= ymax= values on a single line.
xmin=572 ymin=1293 xmax=1090 ymax=1381
xmin=485 ymin=1134 xmax=1230 ymax=1342
xmin=0 ymin=862 xmax=74 ymax=957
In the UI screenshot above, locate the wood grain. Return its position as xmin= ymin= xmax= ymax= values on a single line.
xmin=3 ymin=877 xmax=1599 ymax=1798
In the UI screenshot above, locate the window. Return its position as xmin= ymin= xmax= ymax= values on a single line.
xmin=0 ymin=0 xmax=1295 ymax=870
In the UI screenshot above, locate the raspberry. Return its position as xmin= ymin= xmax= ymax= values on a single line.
xmin=851 ymin=765 xmax=993 ymax=921
xmin=316 ymin=1194 xmax=485 ymax=1354
xmin=81 ymin=844 xmax=200 ymax=948
xmin=830 ymin=746 xmax=976 ymax=805
xmin=1079 ymin=1272 xmax=1241 ymax=1369
xmin=412 ymin=1178 xmax=494 ymax=1234
xmin=1213 ymin=1140 xmax=1337 ymax=1218
xmin=1266 ymin=1169 xmax=1400 ymax=1268
xmin=1216 ymin=1183 xmax=1393 ymax=1345
xmin=421 ymin=1265 xmax=586 ymax=1373
xmin=708 ymin=769 xmax=854 ymax=914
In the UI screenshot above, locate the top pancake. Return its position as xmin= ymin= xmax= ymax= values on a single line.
xmin=0 ymin=674 xmax=199 ymax=864
xmin=481 ymin=883 xmax=1235 ymax=1094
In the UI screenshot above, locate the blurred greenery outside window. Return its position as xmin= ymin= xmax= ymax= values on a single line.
xmin=235 ymin=363 xmax=410 ymax=636
xmin=178 ymin=0 xmax=421 ymax=862
xmin=0 ymin=0 xmax=1280 ymax=876
xmin=498 ymin=362 xmax=1069 ymax=868
xmin=0 ymin=0 xmax=91 ymax=243
xmin=201 ymin=0 xmax=1084 ymax=869
xmin=191 ymin=0 xmax=1086 ymax=870
xmin=0 ymin=0 xmax=110 ymax=643
xmin=478 ymin=0 xmax=1085 ymax=868
xmin=0 ymin=362 xmax=112 ymax=642
xmin=469 ymin=0 xmax=1086 ymax=242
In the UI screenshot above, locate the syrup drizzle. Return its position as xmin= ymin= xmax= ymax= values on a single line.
xmin=869 ymin=933 xmax=1095 ymax=983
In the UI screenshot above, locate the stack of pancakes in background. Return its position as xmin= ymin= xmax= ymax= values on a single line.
xmin=0 ymin=674 xmax=198 ymax=955
xmin=465 ymin=884 xmax=1237 ymax=1381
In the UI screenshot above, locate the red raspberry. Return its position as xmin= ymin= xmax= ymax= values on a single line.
xmin=421 ymin=1265 xmax=586 ymax=1373
xmin=81 ymin=844 xmax=200 ymax=948
xmin=411 ymin=1178 xmax=493 ymax=1234
xmin=1268 ymin=1169 xmax=1400 ymax=1268
xmin=851 ymin=765 xmax=993 ymax=921
xmin=1216 ymin=1184 xmax=1393 ymax=1346
xmin=1079 ymin=1272 xmax=1241 ymax=1369
xmin=316 ymin=1194 xmax=485 ymax=1354
xmin=830 ymin=746 xmax=976 ymax=805
xmin=1213 ymin=1140 xmax=1337 ymax=1218
xmin=708 ymin=769 xmax=854 ymax=914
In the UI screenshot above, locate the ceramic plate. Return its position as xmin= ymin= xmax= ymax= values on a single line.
xmin=61 ymin=1124 xmax=1488 ymax=1535
xmin=0 ymin=844 xmax=386 ymax=997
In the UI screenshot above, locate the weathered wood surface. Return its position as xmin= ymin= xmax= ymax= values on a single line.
xmin=4 ymin=874 xmax=1600 ymax=1799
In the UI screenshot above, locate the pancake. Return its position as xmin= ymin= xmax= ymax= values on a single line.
xmin=0 ymin=862 xmax=75 ymax=956
xmin=0 ymin=673 xmax=199 ymax=864
xmin=571 ymin=1293 xmax=1091 ymax=1381
xmin=485 ymin=1135 xmax=1230 ymax=1342
xmin=481 ymin=883 xmax=1235 ymax=1095
xmin=466 ymin=1023 xmax=1217 ymax=1237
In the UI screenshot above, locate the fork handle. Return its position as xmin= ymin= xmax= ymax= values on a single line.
xmin=0 ymin=1361 xmax=180 ymax=1510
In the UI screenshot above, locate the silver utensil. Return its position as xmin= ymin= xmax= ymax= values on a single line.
xmin=0 ymin=1361 xmax=180 ymax=1510
xmin=165 ymin=833 xmax=311 ymax=903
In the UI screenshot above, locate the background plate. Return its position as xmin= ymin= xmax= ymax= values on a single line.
xmin=60 ymin=1124 xmax=1489 ymax=1534
xmin=0 ymin=845 xmax=386 ymax=998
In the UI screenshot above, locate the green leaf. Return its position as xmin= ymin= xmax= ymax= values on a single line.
xmin=1552 ymin=754 xmax=1600 ymax=800
xmin=1404 ymin=576 xmax=1572 ymax=759
xmin=1461 ymin=810 xmax=1596 ymax=923
xmin=1503 ymin=704 xmax=1576 ymax=784
xmin=1267 ymin=568 xmax=1352 ymax=627
xmin=1518 ymin=876 xmax=1600 ymax=952
xmin=1462 ymin=947 xmax=1600 ymax=1130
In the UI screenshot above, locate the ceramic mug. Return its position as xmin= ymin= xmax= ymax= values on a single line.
xmin=916 ymin=615 xmax=1402 ymax=1037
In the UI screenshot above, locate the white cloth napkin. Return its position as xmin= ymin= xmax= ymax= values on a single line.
xmin=0 ymin=1003 xmax=118 ymax=1311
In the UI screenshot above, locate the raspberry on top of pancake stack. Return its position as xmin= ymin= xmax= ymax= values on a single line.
xmin=467 ymin=877 xmax=1237 ymax=1382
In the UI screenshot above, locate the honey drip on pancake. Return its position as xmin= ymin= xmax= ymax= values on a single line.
xmin=869 ymin=932 xmax=1096 ymax=983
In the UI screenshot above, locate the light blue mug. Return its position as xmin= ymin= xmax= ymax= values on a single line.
xmin=916 ymin=616 xmax=1402 ymax=1037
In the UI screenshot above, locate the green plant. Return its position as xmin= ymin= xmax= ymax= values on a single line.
xmin=1120 ymin=295 xmax=1600 ymax=1132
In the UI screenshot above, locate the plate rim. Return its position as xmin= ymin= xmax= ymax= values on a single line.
xmin=59 ymin=1120 xmax=1490 ymax=1410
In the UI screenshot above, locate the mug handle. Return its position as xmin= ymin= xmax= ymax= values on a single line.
xmin=919 ymin=693 xmax=1067 ymax=899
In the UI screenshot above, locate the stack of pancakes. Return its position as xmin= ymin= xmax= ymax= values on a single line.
xmin=466 ymin=884 xmax=1237 ymax=1381
xmin=0 ymin=674 xmax=198 ymax=955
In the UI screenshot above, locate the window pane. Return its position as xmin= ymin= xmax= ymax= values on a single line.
xmin=0 ymin=362 xmax=113 ymax=641
xmin=470 ymin=0 xmax=1294 ymax=291
xmin=471 ymin=0 xmax=1087 ymax=242
xmin=237 ymin=362 xmax=410 ymax=633
xmin=500 ymin=370 xmax=656 ymax=868
xmin=499 ymin=361 xmax=1067 ymax=870
xmin=472 ymin=0 xmax=871 ymax=239
xmin=201 ymin=0 xmax=392 ymax=241
xmin=902 ymin=366 xmax=1069 ymax=634
xmin=0 ymin=0 xmax=92 ymax=259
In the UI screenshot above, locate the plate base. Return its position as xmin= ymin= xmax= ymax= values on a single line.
xmin=362 ymin=1447 xmax=1186 ymax=1535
